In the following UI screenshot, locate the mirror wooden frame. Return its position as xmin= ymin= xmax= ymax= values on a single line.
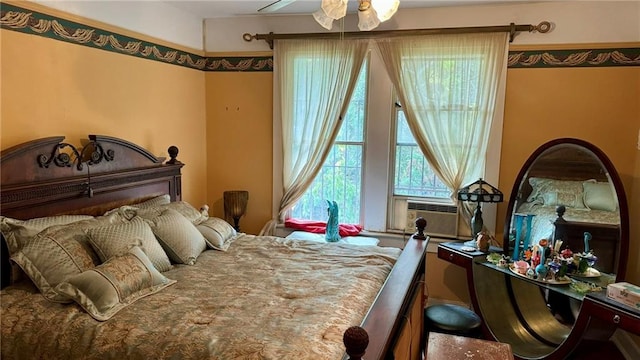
xmin=502 ymin=137 xmax=629 ymax=280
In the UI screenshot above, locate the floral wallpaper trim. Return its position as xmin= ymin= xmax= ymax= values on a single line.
xmin=0 ymin=3 xmax=273 ymax=72
xmin=1 ymin=4 xmax=637 ymax=71
xmin=206 ymin=57 xmax=273 ymax=71
xmin=508 ymin=48 xmax=640 ymax=68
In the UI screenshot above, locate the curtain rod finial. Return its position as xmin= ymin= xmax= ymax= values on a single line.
xmin=536 ymin=21 xmax=552 ymax=33
xmin=242 ymin=33 xmax=255 ymax=42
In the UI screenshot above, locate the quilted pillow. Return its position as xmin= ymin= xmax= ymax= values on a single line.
xmin=10 ymin=219 xmax=103 ymax=302
xmin=197 ymin=217 xmax=238 ymax=251
xmin=103 ymin=194 xmax=171 ymax=216
xmin=55 ymin=246 xmax=176 ymax=321
xmin=133 ymin=194 xmax=172 ymax=209
xmin=142 ymin=209 xmax=207 ymax=265
xmin=87 ymin=217 xmax=172 ymax=272
xmin=0 ymin=215 xmax=94 ymax=255
xmin=526 ymin=177 xmax=594 ymax=209
xmin=118 ymin=201 xmax=209 ymax=225
xmin=583 ymin=181 xmax=617 ymax=212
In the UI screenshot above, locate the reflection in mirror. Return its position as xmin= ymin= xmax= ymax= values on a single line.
xmin=504 ymin=138 xmax=628 ymax=282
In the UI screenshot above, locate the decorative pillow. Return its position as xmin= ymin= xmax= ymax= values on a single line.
xmin=159 ymin=201 xmax=209 ymax=224
xmin=526 ymin=177 xmax=593 ymax=209
xmin=87 ymin=217 xmax=172 ymax=272
xmin=583 ymin=181 xmax=617 ymax=212
xmin=0 ymin=215 xmax=94 ymax=255
xmin=142 ymin=209 xmax=206 ymax=265
xmin=9 ymin=218 xmax=111 ymax=303
xmin=103 ymin=194 xmax=171 ymax=216
xmin=197 ymin=217 xmax=238 ymax=251
xmin=55 ymin=246 xmax=176 ymax=321
xmin=121 ymin=201 xmax=209 ymax=225
xmin=133 ymin=194 xmax=172 ymax=209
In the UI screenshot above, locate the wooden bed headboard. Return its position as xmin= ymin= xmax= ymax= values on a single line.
xmin=0 ymin=135 xmax=183 ymax=288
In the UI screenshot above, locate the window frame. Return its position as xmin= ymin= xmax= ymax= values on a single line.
xmin=273 ymin=44 xmax=505 ymax=236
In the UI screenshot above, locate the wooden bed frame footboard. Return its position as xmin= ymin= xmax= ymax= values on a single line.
xmin=0 ymin=135 xmax=428 ymax=360
xmin=345 ymin=236 xmax=427 ymax=360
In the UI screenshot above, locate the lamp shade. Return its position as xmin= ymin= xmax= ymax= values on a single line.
xmin=313 ymin=8 xmax=335 ymax=30
xmin=357 ymin=6 xmax=380 ymax=31
xmin=224 ymin=190 xmax=249 ymax=219
xmin=321 ymin=0 xmax=348 ymax=19
xmin=457 ymin=178 xmax=503 ymax=204
xmin=371 ymin=0 xmax=400 ymax=22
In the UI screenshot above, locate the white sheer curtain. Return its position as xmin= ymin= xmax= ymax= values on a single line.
xmin=261 ymin=38 xmax=369 ymax=235
xmin=375 ymin=32 xmax=508 ymax=231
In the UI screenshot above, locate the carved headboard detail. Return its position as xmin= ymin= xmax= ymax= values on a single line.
xmin=0 ymin=135 xmax=184 ymax=288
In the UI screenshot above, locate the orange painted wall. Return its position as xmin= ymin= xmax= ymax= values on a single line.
xmin=498 ymin=56 xmax=640 ymax=285
xmin=0 ymin=11 xmax=208 ymax=208
xmin=204 ymin=69 xmax=273 ymax=235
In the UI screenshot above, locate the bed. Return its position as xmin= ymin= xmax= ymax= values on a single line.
xmin=0 ymin=135 xmax=428 ymax=360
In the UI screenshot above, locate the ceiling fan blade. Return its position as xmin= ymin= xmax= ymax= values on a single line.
xmin=258 ymin=0 xmax=297 ymax=13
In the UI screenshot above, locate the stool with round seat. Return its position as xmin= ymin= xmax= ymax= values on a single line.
xmin=424 ymin=304 xmax=482 ymax=338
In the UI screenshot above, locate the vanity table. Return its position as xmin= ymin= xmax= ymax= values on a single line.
xmin=438 ymin=241 xmax=639 ymax=359
xmin=439 ymin=138 xmax=637 ymax=360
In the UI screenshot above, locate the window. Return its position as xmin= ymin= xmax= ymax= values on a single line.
xmin=284 ymin=44 xmax=503 ymax=235
xmin=290 ymin=60 xmax=367 ymax=224
xmin=393 ymin=106 xmax=450 ymax=199
xmin=290 ymin=55 xmax=450 ymax=226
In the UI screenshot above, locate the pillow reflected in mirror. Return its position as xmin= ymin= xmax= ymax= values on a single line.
xmin=583 ymin=181 xmax=617 ymax=212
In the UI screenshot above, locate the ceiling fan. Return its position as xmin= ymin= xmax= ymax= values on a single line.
xmin=258 ymin=0 xmax=298 ymax=13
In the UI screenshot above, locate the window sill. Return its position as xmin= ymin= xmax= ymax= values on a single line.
xmin=275 ymin=225 xmax=459 ymax=253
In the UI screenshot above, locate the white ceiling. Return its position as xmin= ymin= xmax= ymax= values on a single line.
xmin=164 ymin=0 xmax=533 ymax=19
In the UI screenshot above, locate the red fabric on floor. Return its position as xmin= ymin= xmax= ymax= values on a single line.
xmin=285 ymin=218 xmax=363 ymax=236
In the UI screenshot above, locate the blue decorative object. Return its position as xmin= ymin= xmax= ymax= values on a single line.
xmin=512 ymin=213 xmax=536 ymax=261
xmin=513 ymin=214 xmax=524 ymax=261
xmin=326 ymin=200 xmax=341 ymax=242
xmin=583 ymin=231 xmax=591 ymax=253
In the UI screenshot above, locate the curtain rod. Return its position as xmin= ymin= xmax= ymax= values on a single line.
xmin=243 ymin=21 xmax=551 ymax=49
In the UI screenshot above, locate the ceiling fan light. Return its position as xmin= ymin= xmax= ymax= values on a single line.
xmin=313 ymin=8 xmax=335 ymax=30
xmin=371 ymin=0 xmax=400 ymax=22
xmin=320 ymin=0 xmax=349 ymax=20
xmin=358 ymin=7 xmax=380 ymax=31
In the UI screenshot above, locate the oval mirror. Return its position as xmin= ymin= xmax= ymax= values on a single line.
xmin=503 ymin=138 xmax=629 ymax=281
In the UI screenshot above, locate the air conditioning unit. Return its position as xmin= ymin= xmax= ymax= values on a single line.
xmin=405 ymin=200 xmax=458 ymax=238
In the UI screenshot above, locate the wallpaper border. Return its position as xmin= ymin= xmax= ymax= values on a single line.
xmin=1 ymin=3 xmax=638 ymax=71
xmin=507 ymin=48 xmax=640 ymax=68
xmin=0 ymin=3 xmax=273 ymax=72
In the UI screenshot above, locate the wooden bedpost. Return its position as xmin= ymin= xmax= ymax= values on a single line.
xmin=343 ymin=326 xmax=369 ymax=360
xmin=413 ymin=217 xmax=427 ymax=240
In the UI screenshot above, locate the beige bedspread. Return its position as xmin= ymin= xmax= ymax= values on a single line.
xmin=1 ymin=235 xmax=400 ymax=360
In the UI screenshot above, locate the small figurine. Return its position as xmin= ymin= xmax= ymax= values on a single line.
xmin=476 ymin=232 xmax=490 ymax=252
xmin=325 ymin=200 xmax=341 ymax=242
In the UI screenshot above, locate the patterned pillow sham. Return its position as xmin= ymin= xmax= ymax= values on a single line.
xmin=583 ymin=181 xmax=617 ymax=212
xmin=526 ymin=177 xmax=594 ymax=209
xmin=141 ymin=209 xmax=207 ymax=265
xmin=55 ymin=246 xmax=176 ymax=321
xmin=197 ymin=217 xmax=238 ymax=251
xmin=8 ymin=217 xmax=123 ymax=303
xmin=111 ymin=201 xmax=209 ymax=225
xmin=0 ymin=215 xmax=94 ymax=255
xmin=87 ymin=217 xmax=172 ymax=272
xmin=103 ymin=194 xmax=171 ymax=216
